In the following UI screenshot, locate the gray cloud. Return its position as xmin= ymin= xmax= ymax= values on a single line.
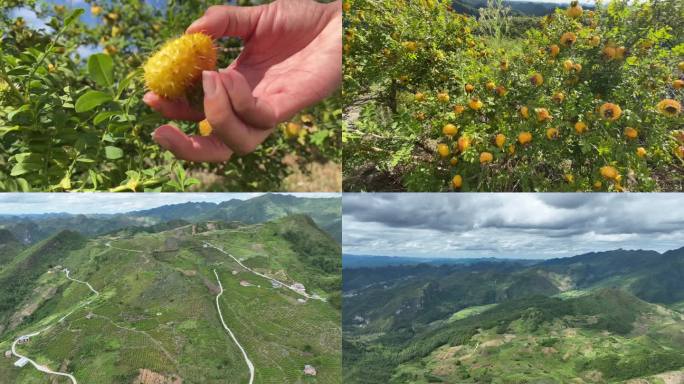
xmin=343 ymin=193 xmax=684 ymax=259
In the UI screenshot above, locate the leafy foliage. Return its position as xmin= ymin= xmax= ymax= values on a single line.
xmin=343 ymin=0 xmax=684 ymax=191
xmin=0 ymin=0 xmax=341 ymax=191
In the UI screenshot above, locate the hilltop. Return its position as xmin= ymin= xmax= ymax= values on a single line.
xmin=0 ymin=213 xmax=341 ymax=383
xmin=343 ymin=246 xmax=684 ymax=383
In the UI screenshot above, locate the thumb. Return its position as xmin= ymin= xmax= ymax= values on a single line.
xmin=186 ymin=4 xmax=265 ymax=40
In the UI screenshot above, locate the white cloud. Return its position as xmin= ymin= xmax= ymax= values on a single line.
xmin=9 ymin=7 xmax=53 ymax=32
xmin=343 ymin=194 xmax=684 ymax=259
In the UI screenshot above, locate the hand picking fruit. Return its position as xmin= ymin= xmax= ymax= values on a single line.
xmin=142 ymin=0 xmax=342 ymax=163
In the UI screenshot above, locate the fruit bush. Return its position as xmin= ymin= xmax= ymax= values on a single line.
xmin=343 ymin=0 xmax=683 ymax=191
xmin=0 ymin=0 xmax=341 ymax=191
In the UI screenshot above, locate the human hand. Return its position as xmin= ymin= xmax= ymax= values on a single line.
xmin=143 ymin=0 xmax=342 ymax=162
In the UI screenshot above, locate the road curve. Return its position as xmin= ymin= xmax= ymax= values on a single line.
xmin=204 ymin=242 xmax=324 ymax=302
xmin=11 ymin=269 xmax=100 ymax=384
xmin=213 ymin=269 xmax=255 ymax=384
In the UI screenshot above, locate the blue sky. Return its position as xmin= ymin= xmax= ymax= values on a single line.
xmin=8 ymin=0 xmax=169 ymax=59
xmin=343 ymin=194 xmax=684 ymax=259
xmin=0 ymin=193 xmax=339 ymax=215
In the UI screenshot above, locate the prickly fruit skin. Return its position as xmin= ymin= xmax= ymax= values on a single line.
xmin=199 ymin=119 xmax=213 ymax=136
xmin=144 ymin=33 xmax=217 ymax=99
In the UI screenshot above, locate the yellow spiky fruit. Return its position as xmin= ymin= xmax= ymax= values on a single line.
xmin=143 ymin=33 xmax=217 ymax=99
xmin=199 ymin=119 xmax=213 ymax=136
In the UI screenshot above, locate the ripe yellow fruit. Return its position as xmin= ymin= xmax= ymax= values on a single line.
xmin=520 ymin=106 xmax=529 ymax=119
xmin=636 ymin=147 xmax=647 ymax=158
xmin=452 ymin=175 xmax=463 ymax=189
xmin=450 ymin=157 xmax=459 ymax=166
xmin=486 ymin=81 xmax=496 ymax=91
xmin=593 ymin=181 xmax=603 ymax=190
xmin=567 ymin=1 xmax=583 ymax=17
xmin=495 ymin=86 xmax=507 ymax=97
xmin=500 ymin=60 xmax=509 ymax=71
xmin=530 ymin=73 xmax=544 ymax=86
xmin=552 ymin=92 xmax=565 ymax=103
xmin=536 ymin=108 xmax=552 ymax=122
xmin=588 ymin=35 xmax=601 ymax=47
xmin=600 ymin=165 xmax=620 ymax=180
xmin=679 ymin=62 xmax=684 ymax=71
xmin=402 ymin=41 xmax=418 ymax=52
xmin=104 ymin=45 xmax=118 ymax=55
xmin=91 ymin=5 xmax=103 ymax=15
xmin=495 ymin=134 xmax=505 ymax=149
xmin=575 ymin=121 xmax=588 ymax=134
xmin=508 ymin=144 xmax=516 ymax=155
xmin=546 ymin=127 xmax=559 ymax=140
xmin=111 ymin=26 xmax=121 ymax=37
xmin=437 ymin=143 xmax=450 ymax=158
xmin=518 ymin=131 xmax=532 ymax=145
xmin=415 ymin=111 xmax=426 ymax=121
xmin=415 ymin=92 xmax=426 ymax=102
xmin=199 ymin=119 xmax=213 ymax=136
xmin=624 ymin=127 xmax=638 ymax=139
xmin=560 ymin=32 xmax=577 ymax=46
xmin=674 ymin=80 xmax=684 ymax=90
xmin=657 ymin=99 xmax=682 ymax=116
xmin=143 ymin=33 xmax=217 ymax=99
xmin=549 ymin=45 xmax=560 ymax=57
xmin=564 ymin=174 xmax=574 ymax=183
xmin=464 ymin=84 xmax=475 ymax=93
xmin=469 ymin=98 xmax=483 ymax=110
xmin=437 ymin=92 xmax=450 ymax=103
xmin=675 ymin=146 xmax=684 ymax=158
xmin=598 ymin=103 xmax=622 ymax=121
xmin=615 ymin=46 xmax=626 ymax=60
xmin=603 ymin=46 xmax=617 ymax=60
xmin=343 ymin=1 xmax=351 ymax=12
xmin=453 ymin=105 xmax=465 ymax=115
xmin=458 ymin=136 xmax=471 ymax=152
xmin=47 ymin=63 xmax=56 ymax=73
xmin=479 ymin=152 xmax=493 ymax=164
xmin=563 ymin=59 xmax=574 ymax=71
xmin=442 ymin=124 xmax=458 ymax=137
xmin=285 ymin=122 xmax=301 ymax=138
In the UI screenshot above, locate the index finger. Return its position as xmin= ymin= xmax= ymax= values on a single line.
xmin=186 ymin=5 xmax=265 ymax=40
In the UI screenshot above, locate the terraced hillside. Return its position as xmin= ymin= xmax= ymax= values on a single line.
xmin=0 ymin=216 xmax=341 ymax=384
xmin=343 ymin=248 xmax=684 ymax=383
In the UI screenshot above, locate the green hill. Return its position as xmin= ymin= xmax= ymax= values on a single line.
xmin=0 ymin=218 xmax=341 ymax=383
xmin=343 ymin=248 xmax=684 ymax=383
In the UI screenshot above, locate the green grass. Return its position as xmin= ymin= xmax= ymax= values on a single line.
xmin=448 ymin=304 xmax=498 ymax=322
xmin=0 ymin=219 xmax=341 ymax=384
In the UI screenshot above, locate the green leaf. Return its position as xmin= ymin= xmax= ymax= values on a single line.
xmin=64 ymin=8 xmax=85 ymax=27
xmin=93 ymin=111 xmax=119 ymax=125
xmin=75 ymin=91 xmax=112 ymax=113
xmin=88 ymin=53 xmax=113 ymax=88
xmin=104 ymin=146 xmax=124 ymax=160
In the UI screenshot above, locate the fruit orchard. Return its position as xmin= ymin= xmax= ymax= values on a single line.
xmin=343 ymin=0 xmax=684 ymax=191
xmin=0 ymin=0 xmax=341 ymax=192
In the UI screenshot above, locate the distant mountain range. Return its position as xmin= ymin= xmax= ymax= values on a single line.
xmin=343 ymin=246 xmax=684 ymax=383
xmin=0 ymin=194 xmax=341 ymax=244
xmin=452 ymin=0 xmax=595 ymax=16
xmin=343 ymin=254 xmax=539 ymax=268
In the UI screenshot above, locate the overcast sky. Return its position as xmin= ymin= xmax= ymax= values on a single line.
xmin=343 ymin=194 xmax=684 ymax=259
xmin=0 ymin=193 xmax=338 ymax=215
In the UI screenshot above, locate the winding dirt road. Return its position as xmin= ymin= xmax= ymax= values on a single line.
xmin=213 ymin=269 xmax=255 ymax=384
xmin=11 ymin=269 xmax=100 ymax=384
xmin=204 ymin=242 xmax=325 ymax=302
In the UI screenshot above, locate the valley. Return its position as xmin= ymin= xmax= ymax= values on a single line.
xmin=0 ymin=196 xmax=341 ymax=384
xmin=342 ymin=247 xmax=684 ymax=384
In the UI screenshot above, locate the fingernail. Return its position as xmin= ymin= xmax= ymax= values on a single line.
xmin=203 ymin=71 xmax=217 ymax=96
xmin=187 ymin=16 xmax=206 ymax=32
